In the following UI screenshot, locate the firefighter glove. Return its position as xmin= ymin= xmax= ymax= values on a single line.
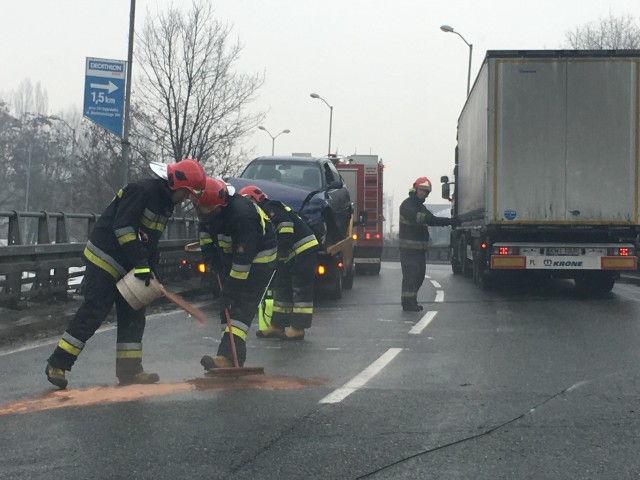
xmin=134 ymin=265 xmax=153 ymax=287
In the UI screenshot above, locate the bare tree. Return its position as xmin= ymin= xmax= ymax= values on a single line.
xmin=12 ymin=79 xmax=49 ymax=118
xmin=566 ymin=13 xmax=640 ymax=49
xmin=135 ymin=0 xmax=264 ymax=172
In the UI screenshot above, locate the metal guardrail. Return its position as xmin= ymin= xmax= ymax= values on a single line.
xmin=0 ymin=210 xmax=199 ymax=308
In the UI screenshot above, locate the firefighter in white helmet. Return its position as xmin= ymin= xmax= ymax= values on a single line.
xmin=399 ymin=176 xmax=456 ymax=311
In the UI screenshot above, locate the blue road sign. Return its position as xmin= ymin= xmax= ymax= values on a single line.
xmin=83 ymin=57 xmax=126 ymax=138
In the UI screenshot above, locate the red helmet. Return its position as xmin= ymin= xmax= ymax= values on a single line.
xmin=166 ymin=159 xmax=206 ymax=195
xmin=192 ymin=177 xmax=228 ymax=211
xmin=239 ymin=185 xmax=268 ymax=203
xmin=413 ymin=176 xmax=432 ymax=192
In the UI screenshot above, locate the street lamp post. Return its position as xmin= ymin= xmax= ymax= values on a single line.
xmin=440 ymin=25 xmax=473 ymax=97
xmin=50 ymin=116 xmax=77 ymax=157
xmin=258 ymin=126 xmax=291 ymax=155
xmin=310 ymin=93 xmax=333 ymax=156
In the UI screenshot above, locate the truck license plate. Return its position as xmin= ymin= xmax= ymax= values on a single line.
xmin=546 ymin=247 xmax=580 ymax=256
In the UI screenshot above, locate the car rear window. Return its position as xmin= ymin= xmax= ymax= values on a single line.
xmin=241 ymin=161 xmax=323 ymax=190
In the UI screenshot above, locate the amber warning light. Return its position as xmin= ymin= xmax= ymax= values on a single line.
xmin=197 ymin=262 xmax=207 ymax=273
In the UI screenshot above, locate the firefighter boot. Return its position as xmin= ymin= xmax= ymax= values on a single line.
xmin=45 ymin=363 xmax=68 ymax=390
xmin=403 ymin=304 xmax=423 ymax=312
xmin=256 ymin=324 xmax=284 ymax=339
xmin=118 ymin=367 xmax=160 ymax=386
xmin=281 ymin=327 xmax=305 ymax=341
xmin=200 ymin=354 xmax=238 ymax=371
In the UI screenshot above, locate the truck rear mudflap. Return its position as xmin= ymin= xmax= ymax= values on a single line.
xmin=490 ymin=242 xmax=637 ymax=271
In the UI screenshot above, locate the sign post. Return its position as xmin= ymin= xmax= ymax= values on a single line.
xmin=83 ymin=57 xmax=126 ymax=138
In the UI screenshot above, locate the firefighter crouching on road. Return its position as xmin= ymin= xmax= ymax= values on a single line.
xmin=239 ymin=186 xmax=320 ymax=341
xmin=399 ymin=176 xmax=456 ymax=312
xmin=192 ymin=178 xmax=277 ymax=369
xmin=46 ymin=159 xmax=207 ymax=389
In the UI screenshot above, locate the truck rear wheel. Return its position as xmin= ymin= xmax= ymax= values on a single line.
xmin=574 ymin=272 xmax=615 ymax=295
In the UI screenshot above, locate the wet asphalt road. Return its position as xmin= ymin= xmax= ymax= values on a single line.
xmin=1 ymin=262 xmax=640 ymax=479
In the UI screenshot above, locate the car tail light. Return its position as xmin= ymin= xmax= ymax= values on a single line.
xmin=181 ymin=259 xmax=188 ymax=265
xmin=337 ymin=261 xmax=344 ymax=269
xmin=365 ymin=233 xmax=371 ymax=240
xmin=375 ymin=233 xmax=381 ymax=239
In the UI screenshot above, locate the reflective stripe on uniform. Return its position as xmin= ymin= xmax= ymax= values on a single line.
xmin=84 ymin=241 xmax=128 ymax=280
xmin=292 ymin=235 xmax=319 ymax=255
xmin=253 ymin=247 xmax=277 ymax=264
xmin=398 ymin=239 xmax=428 ymax=249
xmin=116 ymin=342 xmax=143 ymax=359
xmin=230 ymin=263 xmax=251 ymax=280
xmin=57 ymin=332 xmax=86 ymax=356
xmin=114 ymin=226 xmax=137 ymax=245
xmin=222 ymin=319 xmax=248 ymax=340
xmin=292 ymin=306 xmax=313 ymax=314
xmin=276 ymin=221 xmax=294 ymax=234
xmin=140 ymin=208 xmax=168 ymax=232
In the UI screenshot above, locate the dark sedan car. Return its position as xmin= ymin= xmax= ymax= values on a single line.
xmin=227 ymin=156 xmax=353 ymax=247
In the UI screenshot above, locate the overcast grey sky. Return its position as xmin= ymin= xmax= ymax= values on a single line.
xmin=1 ymin=0 xmax=638 ymax=214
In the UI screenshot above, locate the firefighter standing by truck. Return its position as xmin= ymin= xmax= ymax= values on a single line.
xmin=45 ymin=159 xmax=207 ymax=389
xmin=239 ymin=185 xmax=319 ymax=341
xmin=399 ymin=176 xmax=456 ymax=312
xmin=192 ymin=178 xmax=277 ymax=369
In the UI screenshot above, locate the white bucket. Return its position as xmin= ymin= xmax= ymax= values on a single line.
xmin=116 ymin=269 xmax=164 ymax=310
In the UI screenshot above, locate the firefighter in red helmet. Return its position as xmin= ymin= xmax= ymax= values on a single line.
xmin=239 ymin=185 xmax=320 ymax=341
xmin=193 ymin=178 xmax=277 ymax=369
xmin=399 ymin=176 xmax=456 ymax=311
xmin=46 ymin=159 xmax=207 ymax=389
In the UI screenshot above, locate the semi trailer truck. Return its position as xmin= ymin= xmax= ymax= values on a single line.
xmin=442 ymin=50 xmax=640 ymax=293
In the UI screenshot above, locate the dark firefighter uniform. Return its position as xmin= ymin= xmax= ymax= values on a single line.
xmin=258 ymin=199 xmax=319 ymax=337
xmin=399 ymin=190 xmax=453 ymax=310
xmin=199 ymin=194 xmax=277 ymax=364
xmin=47 ymin=177 xmax=175 ymax=380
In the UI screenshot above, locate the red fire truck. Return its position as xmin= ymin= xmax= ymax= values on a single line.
xmin=336 ymin=155 xmax=384 ymax=275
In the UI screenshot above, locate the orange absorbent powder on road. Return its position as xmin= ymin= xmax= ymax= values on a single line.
xmin=0 ymin=375 xmax=328 ymax=415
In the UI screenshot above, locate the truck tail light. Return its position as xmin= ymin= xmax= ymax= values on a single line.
xmin=365 ymin=233 xmax=371 ymax=240
xmin=608 ymin=247 xmax=635 ymax=256
xmin=197 ymin=262 xmax=207 ymax=273
xmin=375 ymin=233 xmax=381 ymax=239
xmin=492 ymin=246 xmax=519 ymax=255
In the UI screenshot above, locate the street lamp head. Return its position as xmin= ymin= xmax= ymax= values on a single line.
xmin=440 ymin=25 xmax=454 ymax=33
xmin=283 ymin=129 xmax=291 ymax=134
xmin=258 ymin=125 xmax=266 ymax=131
xmin=310 ymin=93 xmax=320 ymax=99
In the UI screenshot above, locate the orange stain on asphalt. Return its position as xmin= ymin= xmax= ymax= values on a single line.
xmin=0 ymin=375 xmax=328 ymax=416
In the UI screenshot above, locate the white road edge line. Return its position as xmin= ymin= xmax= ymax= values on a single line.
xmin=408 ymin=311 xmax=437 ymax=335
xmin=319 ymin=348 xmax=402 ymax=404
xmin=434 ymin=290 xmax=444 ymax=303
